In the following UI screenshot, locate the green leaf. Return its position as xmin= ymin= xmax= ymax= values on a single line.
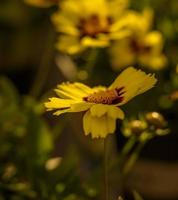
xmin=133 ymin=190 xmax=144 ymax=200
xmin=25 ymin=110 xmax=53 ymax=164
xmin=0 ymin=77 xmax=19 ymax=104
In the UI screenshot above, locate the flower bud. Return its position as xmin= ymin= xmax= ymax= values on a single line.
xmin=45 ymin=157 xmax=62 ymax=171
xmin=130 ymin=120 xmax=147 ymax=135
xmin=145 ymin=112 xmax=166 ymax=128
xmin=170 ymin=90 xmax=178 ymax=102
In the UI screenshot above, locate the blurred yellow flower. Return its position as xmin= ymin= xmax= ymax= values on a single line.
xmin=25 ymin=0 xmax=59 ymax=7
xmin=45 ymin=67 xmax=157 ymax=138
xmin=110 ymin=9 xmax=167 ymax=70
xmin=52 ymin=0 xmax=130 ymax=54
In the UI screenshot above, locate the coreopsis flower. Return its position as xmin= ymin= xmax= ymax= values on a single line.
xmin=45 ymin=67 xmax=157 ymax=138
xmin=52 ymin=0 xmax=130 ymax=54
xmin=110 ymin=9 xmax=167 ymax=70
xmin=25 ymin=0 xmax=59 ymax=7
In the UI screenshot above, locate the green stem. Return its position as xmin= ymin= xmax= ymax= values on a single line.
xmin=110 ymin=136 xmax=137 ymax=171
xmin=121 ymin=136 xmax=137 ymax=158
xmin=104 ymin=137 xmax=109 ymax=200
xmin=123 ymin=140 xmax=146 ymax=176
xmin=85 ymin=48 xmax=99 ymax=76
xmin=30 ymin=26 xmax=55 ymax=98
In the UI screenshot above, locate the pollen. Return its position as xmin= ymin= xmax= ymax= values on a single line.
xmin=84 ymin=87 xmax=124 ymax=104
xmin=78 ymin=15 xmax=112 ymax=38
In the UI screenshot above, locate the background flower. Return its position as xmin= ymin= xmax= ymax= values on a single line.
xmin=109 ymin=9 xmax=167 ymax=70
xmin=52 ymin=0 xmax=130 ymax=54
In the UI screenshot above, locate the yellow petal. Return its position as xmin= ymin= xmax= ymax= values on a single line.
xmin=57 ymin=82 xmax=92 ymax=99
xmin=53 ymin=102 xmax=91 ymax=115
xmin=53 ymin=16 xmax=79 ymax=36
xmin=44 ymin=98 xmax=76 ymax=110
xmin=52 ymin=0 xmax=81 ymax=34
xmin=90 ymin=104 xmax=108 ymax=117
xmin=108 ymin=106 xmax=125 ymax=119
xmin=55 ymin=89 xmax=79 ymax=100
xmin=108 ymin=0 xmax=129 ymax=19
xmin=115 ymin=9 xmax=153 ymax=35
xmin=83 ymin=110 xmax=92 ymax=136
xmin=78 ymin=0 xmax=108 ymax=17
xmin=55 ymin=36 xmax=85 ymax=54
xmin=109 ymin=39 xmax=136 ymax=70
xmin=109 ymin=29 xmax=131 ymax=40
xmin=61 ymin=0 xmax=83 ymax=17
xmin=110 ymin=13 xmax=133 ymax=32
xmin=81 ymin=36 xmax=109 ymax=47
xmin=110 ymin=67 xmax=134 ymax=89
xmin=53 ymin=109 xmax=71 ymax=116
xmin=110 ymin=67 xmax=157 ymax=105
xmin=74 ymin=82 xmax=94 ymax=93
xmin=143 ymin=31 xmax=164 ymax=52
xmin=83 ymin=110 xmax=117 ymax=138
xmin=91 ymin=115 xmax=106 ymax=138
xmin=90 ymin=104 xmax=124 ymax=119
xmin=139 ymin=54 xmax=167 ymax=70
xmin=46 ymin=99 xmax=91 ymax=116
xmin=71 ymin=102 xmax=93 ymax=112
xmin=107 ymin=117 xmax=115 ymax=133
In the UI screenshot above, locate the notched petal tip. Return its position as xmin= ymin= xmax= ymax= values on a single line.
xmin=83 ymin=109 xmax=117 ymax=139
xmin=83 ymin=111 xmax=91 ymax=136
xmin=110 ymin=67 xmax=157 ymax=105
xmin=53 ymin=109 xmax=70 ymax=116
xmin=108 ymin=107 xmax=125 ymax=120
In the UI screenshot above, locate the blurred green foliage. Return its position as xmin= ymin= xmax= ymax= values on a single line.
xmin=0 ymin=78 xmax=97 ymax=200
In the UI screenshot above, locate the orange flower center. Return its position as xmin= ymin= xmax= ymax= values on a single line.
xmin=78 ymin=15 xmax=112 ymax=38
xmin=84 ymin=87 xmax=124 ymax=104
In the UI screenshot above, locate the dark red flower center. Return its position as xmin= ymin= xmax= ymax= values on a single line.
xmin=130 ymin=38 xmax=152 ymax=54
xmin=83 ymin=87 xmax=124 ymax=104
xmin=78 ymin=14 xmax=113 ymax=38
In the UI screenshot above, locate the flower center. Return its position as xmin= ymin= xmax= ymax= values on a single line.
xmin=78 ymin=14 xmax=112 ymax=38
xmin=84 ymin=87 xmax=124 ymax=104
xmin=130 ymin=38 xmax=152 ymax=54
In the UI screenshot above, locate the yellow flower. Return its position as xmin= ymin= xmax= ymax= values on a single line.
xmin=45 ymin=67 xmax=157 ymax=139
xmin=52 ymin=0 xmax=130 ymax=54
xmin=110 ymin=9 xmax=167 ymax=70
xmin=25 ymin=0 xmax=59 ymax=7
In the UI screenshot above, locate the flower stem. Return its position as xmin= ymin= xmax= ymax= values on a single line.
xmin=85 ymin=48 xmax=99 ymax=77
xmin=110 ymin=136 xmax=137 ymax=172
xmin=123 ymin=140 xmax=146 ymax=176
xmin=104 ymin=136 xmax=109 ymax=200
xmin=121 ymin=136 xmax=137 ymax=157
